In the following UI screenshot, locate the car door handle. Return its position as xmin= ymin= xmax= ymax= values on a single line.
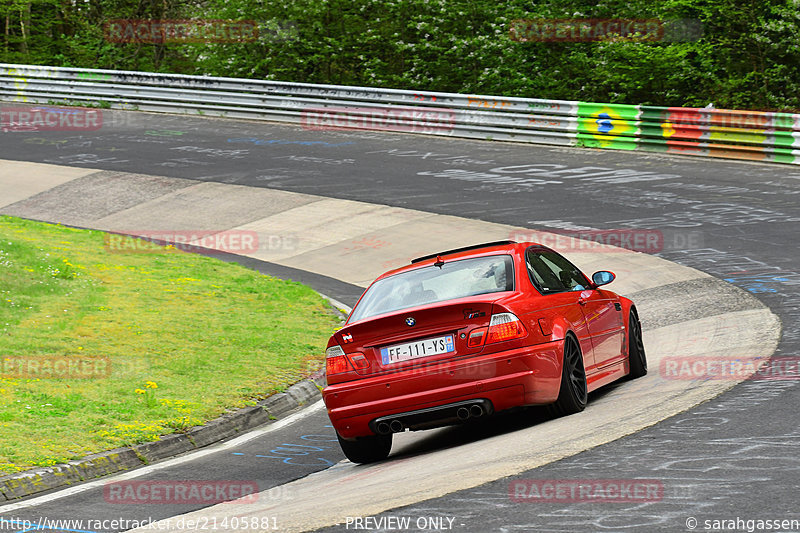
xmin=578 ymin=299 xmax=587 ymax=306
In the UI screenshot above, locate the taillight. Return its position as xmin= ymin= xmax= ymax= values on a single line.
xmin=349 ymin=353 xmax=370 ymax=370
xmin=487 ymin=313 xmax=527 ymax=343
xmin=325 ymin=345 xmax=350 ymax=375
xmin=325 ymin=345 xmax=369 ymax=375
xmin=468 ymin=327 xmax=488 ymax=347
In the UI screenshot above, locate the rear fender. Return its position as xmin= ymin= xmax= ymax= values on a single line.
xmin=550 ymin=315 xmax=593 ymax=369
xmin=549 ymin=316 xmax=569 ymax=342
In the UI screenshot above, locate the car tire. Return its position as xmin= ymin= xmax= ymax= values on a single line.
xmin=549 ymin=334 xmax=588 ymax=417
xmin=627 ymin=307 xmax=647 ymax=379
xmin=337 ymin=432 xmax=392 ymax=464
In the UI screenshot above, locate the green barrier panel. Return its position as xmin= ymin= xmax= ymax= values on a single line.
xmin=575 ymin=102 xmax=639 ymax=150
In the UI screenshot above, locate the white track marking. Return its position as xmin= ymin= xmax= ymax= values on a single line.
xmin=0 ymin=401 xmax=325 ymax=512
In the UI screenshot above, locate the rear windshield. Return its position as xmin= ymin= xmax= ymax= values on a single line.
xmin=348 ymin=255 xmax=514 ymax=323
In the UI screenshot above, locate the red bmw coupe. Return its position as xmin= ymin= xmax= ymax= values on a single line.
xmin=322 ymin=241 xmax=646 ymax=463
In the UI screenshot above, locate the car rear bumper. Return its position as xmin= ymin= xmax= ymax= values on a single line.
xmin=323 ymin=340 xmax=563 ymax=439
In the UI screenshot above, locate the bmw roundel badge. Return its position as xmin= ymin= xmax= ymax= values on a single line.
xmin=405 ymin=317 xmax=416 ymax=327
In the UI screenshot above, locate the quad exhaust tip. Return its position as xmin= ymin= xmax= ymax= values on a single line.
xmin=375 ymin=420 xmax=406 ymax=435
xmin=372 ymin=400 xmax=491 ymax=435
xmin=458 ymin=403 xmax=485 ymax=420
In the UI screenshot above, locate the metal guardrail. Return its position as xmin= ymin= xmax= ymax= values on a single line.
xmin=2 ymin=63 xmax=799 ymax=165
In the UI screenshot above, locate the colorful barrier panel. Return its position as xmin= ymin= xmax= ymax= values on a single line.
xmin=576 ymin=102 xmax=640 ymax=150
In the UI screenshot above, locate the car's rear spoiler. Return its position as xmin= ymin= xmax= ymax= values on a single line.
xmin=411 ymin=240 xmax=516 ymax=264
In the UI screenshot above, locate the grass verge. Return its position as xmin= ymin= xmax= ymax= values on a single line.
xmin=0 ymin=215 xmax=341 ymax=473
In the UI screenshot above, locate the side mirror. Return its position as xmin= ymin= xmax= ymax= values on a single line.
xmin=591 ymin=270 xmax=616 ymax=287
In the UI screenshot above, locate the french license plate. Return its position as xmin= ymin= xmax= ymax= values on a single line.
xmin=380 ymin=334 xmax=455 ymax=365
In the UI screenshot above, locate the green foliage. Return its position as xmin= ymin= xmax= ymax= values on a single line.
xmin=0 ymin=215 xmax=340 ymax=471
xmin=1 ymin=0 xmax=799 ymax=110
